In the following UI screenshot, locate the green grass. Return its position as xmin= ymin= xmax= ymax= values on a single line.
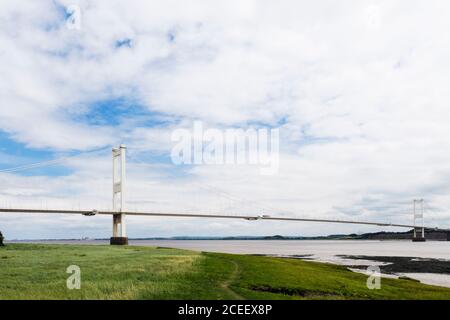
xmin=1 ymin=244 xmax=450 ymax=300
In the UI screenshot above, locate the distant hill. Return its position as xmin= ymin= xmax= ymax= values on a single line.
xmin=129 ymin=229 xmax=450 ymax=241
xmin=355 ymin=228 xmax=450 ymax=241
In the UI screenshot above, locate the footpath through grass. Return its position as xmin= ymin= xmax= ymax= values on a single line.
xmin=1 ymin=244 xmax=450 ymax=300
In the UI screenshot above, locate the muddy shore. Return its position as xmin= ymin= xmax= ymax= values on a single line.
xmin=338 ymin=255 xmax=450 ymax=274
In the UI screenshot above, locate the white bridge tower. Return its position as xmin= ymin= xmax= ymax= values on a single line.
xmin=412 ymin=199 xmax=426 ymax=242
xmin=111 ymin=144 xmax=128 ymax=245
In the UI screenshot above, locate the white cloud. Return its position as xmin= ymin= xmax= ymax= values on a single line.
xmin=1 ymin=0 xmax=450 ymax=238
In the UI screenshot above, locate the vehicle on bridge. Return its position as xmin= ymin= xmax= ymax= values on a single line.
xmin=83 ymin=210 xmax=98 ymax=217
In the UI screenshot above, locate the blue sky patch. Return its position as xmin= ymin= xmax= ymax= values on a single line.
xmin=0 ymin=131 xmax=74 ymax=177
xmin=72 ymin=97 xmax=177 ymax=128
xmin=115 ymin=38 xmax=133 ymax=48
xmin=167 ymin=31 xmax=176 ymax=43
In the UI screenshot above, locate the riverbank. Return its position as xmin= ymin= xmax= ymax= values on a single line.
xmin=263 ymin=253 xmax=450 ymax=288
xmin=10 ymin=239 xmax=450 ymax=288
xmin=1 ymin=244 xmax=450 ymax=299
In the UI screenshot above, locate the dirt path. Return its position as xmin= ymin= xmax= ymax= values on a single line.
xmin=221 ymin=259 xmax=245 ymax=300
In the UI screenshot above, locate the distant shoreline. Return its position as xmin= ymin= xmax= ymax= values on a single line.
xmin=7 ymin=228 xmax=450 ymax=242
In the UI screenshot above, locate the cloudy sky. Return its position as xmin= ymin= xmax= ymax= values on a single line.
xmin=1 ymin=0 xmax=450 ymax=239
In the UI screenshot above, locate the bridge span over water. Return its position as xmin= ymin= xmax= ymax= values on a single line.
xmin=0 ymin=145 xmax=443 ymax=244
xmin=0 ymin=207 xmax=433 ymax=230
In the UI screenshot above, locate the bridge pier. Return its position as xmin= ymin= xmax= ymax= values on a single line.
xmin=110 ymin=237 xmax=128 ymax=245
xmin=110 ymin=213 xmax=128 ymax=245
xmin=412 ymin=228 xmax=426 ymax=242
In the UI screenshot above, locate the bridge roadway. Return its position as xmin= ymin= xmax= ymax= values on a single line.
xmin=0 ymin=208 xmax=446 ymax=231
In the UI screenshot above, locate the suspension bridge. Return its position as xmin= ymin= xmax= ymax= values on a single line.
xmin=0 ymin=145 xmax=444 ymax=244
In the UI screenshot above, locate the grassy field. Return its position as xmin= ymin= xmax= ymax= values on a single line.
xmin=1 ymin=243 xmax=450 ymax=300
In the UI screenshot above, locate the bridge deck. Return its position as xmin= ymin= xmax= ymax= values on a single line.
xmin=0 ymin=208 xmax=445 ymax=231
